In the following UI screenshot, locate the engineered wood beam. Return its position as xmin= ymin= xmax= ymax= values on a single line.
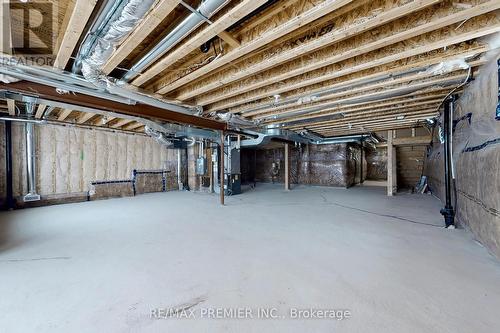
xmin=54 ymin=0 xmax=98 ymax=69
xmin=141 ymin=0 xmax=354 ymax=90
xmin=392 ymin=135 xmax=432 ymax=146
xmin=131 ymin=0 xmax=269 ymax=86
xmin=190 ymin=0 xmax=500 ymax=105
xmin=102 ymin=0 xmax=180 ymax=74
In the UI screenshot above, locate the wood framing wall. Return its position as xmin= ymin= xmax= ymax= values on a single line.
xmin=0 ymin=122 xmax=179 ymax=205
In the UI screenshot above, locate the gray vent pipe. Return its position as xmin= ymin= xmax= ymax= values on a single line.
xmin=122 ymin=0 xmax=230 ymax=82
xmin=24 ymin=103 xmax=40 ymax=202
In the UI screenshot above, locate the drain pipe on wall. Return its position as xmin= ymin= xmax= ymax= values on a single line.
xmin=24 ymin=103 xmax=40 ymax=202
xmin=440 ymin=96 xmax=455 ymax=228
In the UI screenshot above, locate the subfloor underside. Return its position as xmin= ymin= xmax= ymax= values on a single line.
xmin=0 ymin=184 xmax=499 ymax=332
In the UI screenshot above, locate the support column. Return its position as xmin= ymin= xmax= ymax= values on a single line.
xmin=387 ymin=130 xmax=397 ymax=196
xmin=220 ymin=131 xmax=225 ymax=206
xmin=284 ymin=143 xmax=290 ymax=191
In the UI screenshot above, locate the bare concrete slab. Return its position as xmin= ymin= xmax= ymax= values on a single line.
xmin=0 ymin=184 xmax=499 ymax=332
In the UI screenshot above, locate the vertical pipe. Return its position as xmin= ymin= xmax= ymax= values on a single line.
xmin=24 ymin=103 xmax=40 ymax=202
xmin=220 ymin=131 xmax=225 ymax=205
xmin=284 ymin=143 xmax=290 ymax=190
xmin=4 ymin=121 xmax=14 ymax=209
xmin=440 ymin=97 xmax=455 ymax=227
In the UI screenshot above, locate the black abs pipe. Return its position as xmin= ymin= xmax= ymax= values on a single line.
xmin=4 ymin=120 xmax=14 ymax=210
xmin=440 ymin=97 xmax=455 ymax=227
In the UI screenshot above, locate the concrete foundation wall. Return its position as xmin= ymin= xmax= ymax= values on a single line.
xmin=424 ymin=56 xmax=500 ymax=258
xmin=0 ymin=123 xmax=179 ymax=205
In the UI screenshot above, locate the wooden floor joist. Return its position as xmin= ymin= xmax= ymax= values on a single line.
xmin=283 ymin=99 xmax=446 ymax=129
xmin=35 ymin=105 xmax=47 ymax=119
xmin=174 ymin=0 xmax=442 ymax=101
xmin=146 ymin=0 xmax=355 ymax=92
xmin=58 ymin=109 xmax=73 ymax=121
xmin=276 ymin=90 xmax=457 ymax=126
xmin=54 ymin=0 xmax=98 ymax=69
xmin=129 ymin=0 xmax=268 ymax=84
xmin=102 ymin=0 xmax=180 ymax=74
xmin=190 ymin=0 xmax=500 ymax=106
xmin=5 ymin=0 xmax=497 ymax=136
xmin=76 ymin=112 xmax=96 ymax=124
xmin=250 ymin=71 xmax=471 ymax=120
xmin=212 ymin=42 xmax=488 ymax=114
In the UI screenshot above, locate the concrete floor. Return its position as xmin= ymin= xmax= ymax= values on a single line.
xmin=1 ymin=184 xmax=499 ymax=333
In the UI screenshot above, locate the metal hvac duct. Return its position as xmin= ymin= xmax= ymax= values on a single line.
xmin=122 ymin=0 xmax=230 ymax=82
xmin=23 ymin=103 xmax=41 ymax=202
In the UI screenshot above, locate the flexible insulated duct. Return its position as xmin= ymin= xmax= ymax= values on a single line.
xmin=122 ymin=0 xmax=230 ymax=82
xmin=79 ymin=0 xmax=157 ymax=86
